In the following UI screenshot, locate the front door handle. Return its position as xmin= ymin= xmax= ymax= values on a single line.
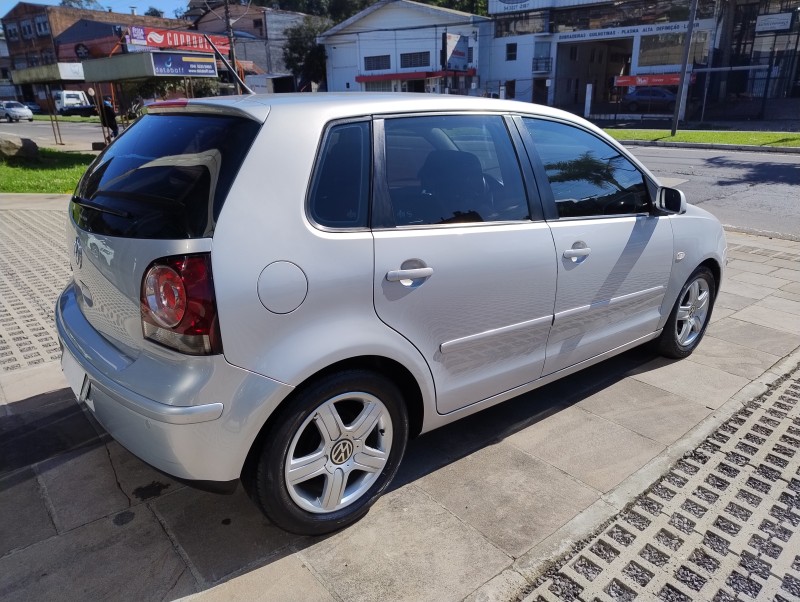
xmin=386 ymin=267 xmax=434 ymax=282
xmin=563 ymin=248 xmax=591 ymax=259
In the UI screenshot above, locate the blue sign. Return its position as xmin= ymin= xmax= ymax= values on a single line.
xmin=151 ymin=53 xmax=218 ymax=78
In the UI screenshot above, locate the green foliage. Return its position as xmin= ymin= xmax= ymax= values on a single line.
xmin=144 ymin=6 xmax=164 ymax=17
xmin=0 ymin=149 xmax=95 ymax=194
xmin=283 ymin=17 xmax=331 ymax=85
xmin=59 ymin=0 xmax=104 ymax=9
xmin=605 ymin=129 xmax=800 ymax=147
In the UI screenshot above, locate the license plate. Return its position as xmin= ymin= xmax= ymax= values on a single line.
xmin=61 ymin=347 xmax=87 ymax=401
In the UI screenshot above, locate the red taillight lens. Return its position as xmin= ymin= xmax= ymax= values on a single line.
xmin=140 ymin=254 xmax=222 ymax=355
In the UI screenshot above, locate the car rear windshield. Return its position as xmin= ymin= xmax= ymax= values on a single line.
xmin=71 ymin=112 xmax=261 ymax=239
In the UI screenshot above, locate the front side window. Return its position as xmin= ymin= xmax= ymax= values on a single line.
xmin=524 ymin=118 xmax=649 ymax=218
xmin=308 ymin=122 xmax=370 ymax=228
xmin=383 ymin=115 xmax=530 ymax=227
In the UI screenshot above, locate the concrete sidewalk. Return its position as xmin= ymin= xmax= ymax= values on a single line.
xmin=1 ymin=194 xmax=799 ymax=602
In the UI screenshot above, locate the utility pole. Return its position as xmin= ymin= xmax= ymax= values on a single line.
xmin=671 ymin=0 xmax=698 ymax=136
xmin=224 ymin=0 xmax=240 ymax=94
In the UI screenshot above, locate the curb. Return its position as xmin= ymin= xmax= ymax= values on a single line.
xmin=620 ymin=139 xmax=800 ymax=154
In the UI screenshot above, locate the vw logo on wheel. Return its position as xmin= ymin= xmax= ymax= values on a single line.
xmin=330 ymin=439 xmax=354 ymax=465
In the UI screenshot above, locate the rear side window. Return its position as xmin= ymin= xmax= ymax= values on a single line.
xmin=308 ymin=121 xmax=371 ymax=229
xmin=72 ymin=113 xmax=261 ymax=239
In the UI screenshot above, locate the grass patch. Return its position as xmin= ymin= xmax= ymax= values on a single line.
xmin=32 ymin=114 xmax=100 ymax=124
xmin=605 ymin=129 xmax=800 ymax=147
xmin=0 ymin=148 xmax=94 ymax=193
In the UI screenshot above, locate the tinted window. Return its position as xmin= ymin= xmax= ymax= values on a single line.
xmin=524 ymin=118 xmax=649 ymax=218
xmin=308 ymin=122 xmax=370 ymax=228
xmin=72 ymin=113 xmax=261 ymax=239
xmin=384 ymin=115 xmax=530 ymax=227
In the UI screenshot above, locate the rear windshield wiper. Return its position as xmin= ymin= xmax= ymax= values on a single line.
xmin=71 ymin=196 xmax=132 ymax=218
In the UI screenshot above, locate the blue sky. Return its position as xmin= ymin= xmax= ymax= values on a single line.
xmin=1 ymin=0 xmax=190 ymax=21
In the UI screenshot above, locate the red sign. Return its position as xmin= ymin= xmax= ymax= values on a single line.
xmin=129 ymin=26 xmax=229 ymax=54
xmin=614 ymin=74 xmax=695 ymax=87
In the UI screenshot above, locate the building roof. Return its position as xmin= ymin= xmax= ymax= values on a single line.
xmin=318 ymin=0 xmax=488 ymax=42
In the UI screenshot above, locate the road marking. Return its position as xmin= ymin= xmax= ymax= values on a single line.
xmin=659 ymin=177 xmax=689 ymax=187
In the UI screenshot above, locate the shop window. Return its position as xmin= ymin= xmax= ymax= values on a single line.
xmin=506 ymin=43 xmax=517 ymax=61
xmin=364 ymin=80 xmax=393 ymax=92
xmin=569 ymin=46 xmax=578 ymax=61
xmin=364 ymin=55 xmax=391 ymax=71
xmin=400 ymin=51 xmax=430 ymax=69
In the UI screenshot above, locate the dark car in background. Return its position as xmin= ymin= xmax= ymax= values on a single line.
xmin=622 ymin=87 xmax=677 ymax=113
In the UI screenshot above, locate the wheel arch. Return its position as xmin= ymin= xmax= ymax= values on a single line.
xmin=699 ymin=257 xmax=721 ymax=296
xmin=241 ymin=354 xmax=426 ymax=483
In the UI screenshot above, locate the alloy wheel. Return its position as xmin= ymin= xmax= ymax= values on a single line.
xmin=675 ymin=277 xmax=710 ymax=347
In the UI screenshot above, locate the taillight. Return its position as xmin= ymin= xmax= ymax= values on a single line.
xmin=140 ymin=254 xmax=222 ymax=355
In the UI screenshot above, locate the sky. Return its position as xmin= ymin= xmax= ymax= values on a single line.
xmin=0 ymin=0 xmax=190 ymax=21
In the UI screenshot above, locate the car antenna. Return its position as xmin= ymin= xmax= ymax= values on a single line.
xmin=203 ymin=34 xmax=255 ymax=95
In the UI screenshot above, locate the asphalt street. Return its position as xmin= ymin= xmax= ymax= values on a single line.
xmin=630 ymin=146 xmax=800 ymax=241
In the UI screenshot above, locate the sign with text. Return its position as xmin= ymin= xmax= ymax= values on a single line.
xmin=615 ymin=73 xmax=695 ymax=87
xmin=129 ymin=26 xmax=229 ymax=54
xmin=755 ymin=13 xmax=793 ymax=33
xmin=152 ymin=53 xmax=218 ymax=77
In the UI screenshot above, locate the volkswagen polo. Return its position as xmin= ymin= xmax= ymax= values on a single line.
xmin=57 ymin=93 xmax=725 ymax=534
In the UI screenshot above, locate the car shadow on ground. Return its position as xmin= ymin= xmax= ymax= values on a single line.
xmin=0 ymin=346 xmax=661 ymax=599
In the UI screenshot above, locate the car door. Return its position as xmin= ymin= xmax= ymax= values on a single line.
xmin=372 ymin=113 xmax=557 ymax=415
xmin=518 ymin=116 xmax=673 ymax=376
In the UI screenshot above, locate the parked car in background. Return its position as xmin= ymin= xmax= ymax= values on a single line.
xmin=1 ymin=100 xmax=34 ymax=122
xmin=57 ymin=93 xmax=726 ymax=535
xmin=53 ymin=90 xmax=96 ymax=116
xmin=24 ymin=101 xmax=43 ymax=114
xmin=622 ymin=87 xmax=677 ymax=112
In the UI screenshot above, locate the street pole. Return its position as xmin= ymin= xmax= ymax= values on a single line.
xmin=671 ymin=0 xmax=698 ymax=136
xmin=759 ymin=37 xmax=776 ymax=120
xmin=224 ymin=0 xmax=240 ymax=95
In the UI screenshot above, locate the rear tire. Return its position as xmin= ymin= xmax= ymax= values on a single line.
xmin=657 ymin=266 xmax=716 ymax=359
xmin=254 ymin=370 xmax=408 ymax=535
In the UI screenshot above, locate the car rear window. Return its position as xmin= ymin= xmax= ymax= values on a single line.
xmin=71 ymin=113 xmax=261 ymax=239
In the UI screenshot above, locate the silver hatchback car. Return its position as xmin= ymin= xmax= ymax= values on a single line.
xmin=57 ymin=93 xmax=726 ymax=534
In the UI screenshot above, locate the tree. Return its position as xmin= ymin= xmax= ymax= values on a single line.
xmin=59 ymin=0 xmax=104 ymax=9
xmin=144 ymin=6 xmax=164 ymax=17
xmin=283 ymin=16 xmax=331 ymax=87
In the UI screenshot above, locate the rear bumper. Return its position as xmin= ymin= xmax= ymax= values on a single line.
xmin=56 ymin=281 xmax=294 ymax=482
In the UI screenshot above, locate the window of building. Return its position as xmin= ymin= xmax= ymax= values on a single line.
xmin=506 ymin=43 xmax=517 ymax=61
xmin=5 ymin=22 xmax=20 ymax=40
xmin=364 ymin=55 xmax=391 ymax=71
xmin=252 ymin=18 xmax=263 ymax=35
xmin=365 ymin=80 xmax=393 ymax=92
xmin=383 ymin=115 xmax=531 ymax=227
xmin=21 ymin=20 xmax=34 ymax=39
xmin=27 ymin=52 xmax=40 ymax=67
xmin=308 ymin=122 xmax=371 ymax=229
xmin=523 ymin=118 xmax=649 ymax=218
xmin=495 ymin=10 xmax=549 ymax=38
xmin=468 ymin=46 xmax=474 ymax=63
xmin=639 ymin=31 xmax=709 ymax=66
xmin=41 ymin=48 xmax=56 ymax=64
xmin=400 ymin=51 xmax=430 ymax=69
xmin=35 ymin=15 xmax=50 ymax=36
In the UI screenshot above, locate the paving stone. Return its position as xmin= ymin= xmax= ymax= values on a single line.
xmin=577 ymin=378 xmax=712 ymax=445
xmin=302 ymin=485 xmax=510 ymax=602
xmin=730 ymin=271 xmax=792 ymax=290
xmin=715 ymin=291 xmax=759 ymax=312
xmin=416 ymin=442 xmax=599 ymax=557
xmin=757 ymin=295 xmax=800 ymax=317
xmin=731 ymin=305 xmax=800 ymax=336
xmin=719 ymin=279 xmax=773 ymax=300
xmin=771 ymin=268 xmax=800 ymax=283
xmin=726 ymin=259 xmax=780 ymax=275
xmin=38 ymin=445 xmax=131 ymax=533
xmin=0 ymin=506 xmax=195 ymax=601
xmin=706 ymin=318 xmax=800 ymax=356
xmin=688 ymin=336 xmax=780 ymax=380
xmin=151 ymin=486 xmax=305 ymax=585
xmin=0 ymin=468 xmax=56 ymax=556
xmin=506 ymin=405 xmax=664 ymax=492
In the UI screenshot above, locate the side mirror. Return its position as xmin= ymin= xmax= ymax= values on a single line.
xmin=657 ymin=187 xmax=687 ymax=215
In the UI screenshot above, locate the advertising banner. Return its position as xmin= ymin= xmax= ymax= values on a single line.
xmin=152 ymin=53 xmax=218 ymax=77
xmin=755 ymin=13 xmax=793 ymax=33
xmin=129 ymin=26 xmax=229 ymax=54
xmin=615 ymin=73 xmax=696 ymax=87
xmin=445 ymin=34 xmax=469 ymax=71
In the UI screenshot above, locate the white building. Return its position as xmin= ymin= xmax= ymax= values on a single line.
xmin=319 ymin=0 xmax=490 ymax=95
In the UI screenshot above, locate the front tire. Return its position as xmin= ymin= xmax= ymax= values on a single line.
xmin=657 ymin=266 xmax=716 ymax=359
xmin=254 ymin=370 xmax=408 ymax=535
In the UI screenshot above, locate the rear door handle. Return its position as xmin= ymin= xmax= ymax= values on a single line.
xmin=563 ymin=248 xmax=591 ymax=259
xmin=386 ymin=267 xmax=434 ymax=282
